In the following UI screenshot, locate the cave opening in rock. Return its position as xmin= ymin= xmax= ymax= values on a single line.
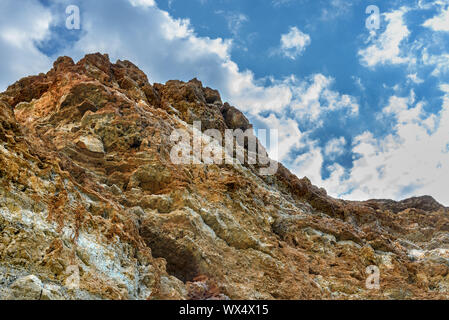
xmin=140 ymin=227 xmax=200 ymax=283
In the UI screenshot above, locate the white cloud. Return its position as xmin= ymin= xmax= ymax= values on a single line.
xmin=279 ymin=26 xmax=311 ymax=60
xmin=289 ymin=143 xmax=348 ymax=196
xmin=422 ymin=49 xmax=449 ymax=76
xmin=254 ymin=113 xmax=304 ymax=162
xmin=290 ymin=74 xmax=359 ymax=124
xmin=285 ymin=89 xmax=449 ymax=206
xmin=423 ymin=6 xmax=449 ymax=31
xmin=0 ymin=0 xmax=52 ymax=90
xmin=407 ymin=73 xmax=424 ymax=84
xmin=440 ymin=83 xmax=449 ymax=93
xmin=359 ymin=8 xmax=412 ymax=67
xmin=337 ymin=93 xmax=449 ymax=205
xmin=129 ymin=0 xmax=155 ymax=8
xmin=324 ymin=137 xmax=346 ymax=159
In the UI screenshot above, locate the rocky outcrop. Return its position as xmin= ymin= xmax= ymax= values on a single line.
xmin=0 ymin=53 xmax=448 ymax=300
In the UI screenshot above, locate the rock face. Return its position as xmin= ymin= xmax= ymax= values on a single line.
xmin=0 ymin=53 xmax=449 ymax=300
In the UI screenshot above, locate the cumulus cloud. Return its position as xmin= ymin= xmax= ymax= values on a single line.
xmin=0 ymin=0 xmax=53 ymax=90
xmin=287 ymin=89 xmax=449 ymax=206
xmin=359 ymin=2 xmax=449 ymax=79
xmin=253 ymin=113 xmax=304 ymax=162
xmin=290 ymin=74 xmax=359 ymax=124
xmin=279 ymin=26 xmax=311 ymax=60
xmin=288 ymin=142 xmax=348 ymax=196
xmin=129 ymin=0 xmax=155 ymax=7
xmin=407 ymin=73 xmax=424 ymax=84
xmin=337 ymin=93 xmax=449 ymax=204
xmin=423 ymin=6 xmax=449 ymax=31
xmin=359 ymin=8 xmax=412 ymax=67
xmin=324 ymin=137 xmax=347 ymax=159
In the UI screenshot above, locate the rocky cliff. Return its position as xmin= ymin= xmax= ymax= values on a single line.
xmin=0 ymin=53 xmax=448 ymax=300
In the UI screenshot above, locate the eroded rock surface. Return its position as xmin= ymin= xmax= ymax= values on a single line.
xmin=0 ymin=53 xmax=448 ymax=300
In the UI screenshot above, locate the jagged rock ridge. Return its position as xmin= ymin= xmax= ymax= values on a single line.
xmin=0 ymin=53 xmax=448 ymax=300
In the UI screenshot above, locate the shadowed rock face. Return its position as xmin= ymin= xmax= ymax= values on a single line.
xmin=0 ymin=53 xmax=449 ymax=300
xmin=362 ymin=196 xmax=446 ymax=214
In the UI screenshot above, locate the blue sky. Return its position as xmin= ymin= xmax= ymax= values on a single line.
xmin=1 ymin=0 xmax=449 ymax=204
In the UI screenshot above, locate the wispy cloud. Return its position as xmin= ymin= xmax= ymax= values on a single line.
xmin=214 ymin=10 xmax=249 ymax=38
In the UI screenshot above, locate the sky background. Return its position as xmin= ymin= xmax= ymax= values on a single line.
xmin=1 ymin=0 xmax=449 ymax=204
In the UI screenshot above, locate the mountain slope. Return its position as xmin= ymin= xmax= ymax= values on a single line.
xmin=0 ymin=53 xmax=448 ymax=300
